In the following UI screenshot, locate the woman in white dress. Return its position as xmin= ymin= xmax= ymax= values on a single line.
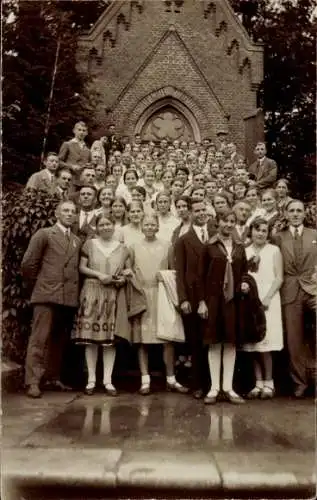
xmin=121 ymin=201 xmax=144 ymax=247
xmin=155 ymin=192 xmax=180 ymax=244
xmin=242 ymin=217 xmax=284 ymax=399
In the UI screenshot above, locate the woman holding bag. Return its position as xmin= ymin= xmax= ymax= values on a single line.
xmin=242 ymin=218 xmax=283 ymax=399
xmin=129 ymin=214 xmax=188 ymax=395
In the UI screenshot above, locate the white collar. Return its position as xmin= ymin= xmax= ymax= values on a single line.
xmin=289 ymin=225 xmax=304 ymax=237
xmin=56 ymin=222 xmax=70 ymax=235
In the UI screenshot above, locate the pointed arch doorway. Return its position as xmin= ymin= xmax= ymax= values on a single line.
xmin=134 ymin=98 xmax=201 ymax=143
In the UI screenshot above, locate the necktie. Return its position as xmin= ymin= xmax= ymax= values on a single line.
xmin=81 ymin=211 xmax=89 ymax=229
xmin=293 ymin=228 xmax=303 ymax=267
xmin=65 ymin=229 xmax=70 ymax=242
xmin=201 ymin=227 xmax=207 ymax=243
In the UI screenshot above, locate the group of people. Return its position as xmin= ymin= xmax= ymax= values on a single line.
xmin=22 ymin=121 xmax=316 ymax=405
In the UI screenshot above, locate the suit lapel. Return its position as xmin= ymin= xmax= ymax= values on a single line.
xmin=51 ymin=225 xmax=68 ymax=252
xmin=187 ymin=226 xmax=204 ymax=257
xmin=65 ymin=232 xmax=80 ymax=262
xmin=283 ymin=229 xmax=295 ymax=262
xmin=301 ymin=228 xmax=314 ymax=265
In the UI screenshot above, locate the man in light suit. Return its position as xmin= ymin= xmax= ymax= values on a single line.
xmin=175 ymin=200 xmax=217 ymax=399
xmin=25 ymin=152 xmax=59 ymax=193
xmin=274 ymin=200 xmax=317 ymax=397
xmin=249 ymin=142 xmax=277 ymax=190
xmin=21 ymin=201 xmax=81 ymax=398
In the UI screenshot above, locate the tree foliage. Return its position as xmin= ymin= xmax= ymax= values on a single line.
xmin=3 ymin=0 xmax=108 ymax=187
xmin=2 ymin=189 xmax=62 ymax=363
xmin=230 ymin=0 xmax=316 ymax=199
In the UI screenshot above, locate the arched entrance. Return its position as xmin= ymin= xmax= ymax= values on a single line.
xmin=135 ymin=98 xmax=201 ymax=143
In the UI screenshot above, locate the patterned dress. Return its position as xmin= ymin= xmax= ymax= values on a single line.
xmin=72 ymin=238 xmax=129 ymax=345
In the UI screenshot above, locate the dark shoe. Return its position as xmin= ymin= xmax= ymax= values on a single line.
xmin=224 ymin=390 xmax=245 ymax=404
xmin=103 ymin=384 xmax=118 ymax=397
xmin=193 ymin=389 xmax=204 ymax=399
xmin=167 ymin=381 xmax=189 ymax=394
xmin=48 ymin=380 xmax=72 ymax=392
xmin=204 ymin=391 xmax=219 ymax=405
xmin=139 ymin=384 xmax=150 ymax=395
xmin=294 ymin=386 xmax=307 ymax=399
xmin=26 ymin=384 xmax=42 ymax=399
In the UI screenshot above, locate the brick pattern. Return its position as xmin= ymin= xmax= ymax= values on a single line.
xmin=77 ymin=0 xmax=263 ymax=156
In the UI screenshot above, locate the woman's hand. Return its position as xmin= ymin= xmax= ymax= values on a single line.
xmin=122 ymin=268 xmax=133 ymax=278
xmin=98 ymin=273 xmax=112 ymax=285
xmin=261 ymin=296 xmax=271 ymax=310
xmin=241 ymin=282 xmax=250 ymax=294
xmin=156 ymin=272 xmax=163 ymax=282
xmin=180 ymin=301 xmax=192 ymax=315
xmin=197 ymin=300 xmax=208 ymax=319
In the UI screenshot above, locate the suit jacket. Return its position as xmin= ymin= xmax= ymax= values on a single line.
xmin=21 ymin=224 xmax=81 ymax=307
xmin=249 ymin=157 xmax=277 ymax=190
xmin=25 ymin=170 xmax=56 ymax=193
xmin=274 ymin=227 xmax=317 ymax=304
xmin=72 ymin=212 xmax=97 ymax=242
xmin=58 ymin=140 xmax=91 ymax=172
xmin=175 ymin=224 xmax=216 ymax=308
xmin=232 ymin=225 xmax=250 ymax=246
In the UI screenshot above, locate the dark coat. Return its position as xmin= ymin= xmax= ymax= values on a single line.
xmin=174 ymin=223 xmax=217 ymax=308
xmin=21 ymin=224 xmax=81 ymax=307
xmin=72 ymin=213 xmax=97 ymax=243
xmin=198 ymin=235 xmax=248 ymax=344
xmin=236 ymin=274 xmax=266 ymax=347
xmin=249 ymin=157 xmax=277 ymax=190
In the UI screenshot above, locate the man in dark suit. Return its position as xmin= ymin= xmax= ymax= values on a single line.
xmin=232 ymin=201 xmax=251 ymax=245
xmin=175 ymin=200 xmax=217 ymax=399
xmin=71 ymin=185 xmax=97 ymax=242
xmin=249 ymin=142 xmax=277 ymax=190
xmin=52 ymin=167 xmax=73 ymax=200
xmin=25 ymin=152 xmax=59 ymax=193
xmin=58 ymin=121 xmax=91 ymax=179
xmin=21 ymin=201 xmax=81 ymax=398
xmin=274 ymin=200 xmax=317 ymax=397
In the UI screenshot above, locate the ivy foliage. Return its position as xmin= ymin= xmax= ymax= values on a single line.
xmin=2 ymin=189 xmax=60 ymax=363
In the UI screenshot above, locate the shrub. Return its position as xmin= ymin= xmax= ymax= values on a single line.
xmin=2 ymin=188 xmax=60 ymax=363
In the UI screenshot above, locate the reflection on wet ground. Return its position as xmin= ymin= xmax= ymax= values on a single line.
xmin=18 ymin=393 xmax=314 ymax=452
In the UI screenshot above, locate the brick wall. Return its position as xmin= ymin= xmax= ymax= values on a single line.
xmin=77 ymin=0 xmax=263 ymax=157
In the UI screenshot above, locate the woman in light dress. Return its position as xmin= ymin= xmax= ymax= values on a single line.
xmin=275 ymin=178 xmax=292 ymax=214
xmin=110 ymin=196 xmax=128 ymax=242
xmin=72 ymin=214 xmax=132 ymax=396
xmin=155 ymin=192 xmax=179 ymax=243
xmin=129 ymin=214 xmax=188 ymax=395
xmin=242 ymin=218 xmax=284 ymax=399
xmin=95 ymin=186 xmax=114 ymax=219
xmin=121 ymin=201 xmax=144 ymax=247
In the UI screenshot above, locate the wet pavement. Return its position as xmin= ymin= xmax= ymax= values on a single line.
xmin=2 ymin=389 xmax=316 ymax=499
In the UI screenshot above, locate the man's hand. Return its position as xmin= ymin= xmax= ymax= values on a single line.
xmin=180 ymin=301 xmax=192 ymax=315
xmin=241 ymin=282 xmax=250 ymax=294
xmin=197 ymin=300 xmax=208 ymax=319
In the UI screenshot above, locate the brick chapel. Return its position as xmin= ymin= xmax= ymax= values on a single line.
xmin=77 ymin=0 xmax=264 ymax=162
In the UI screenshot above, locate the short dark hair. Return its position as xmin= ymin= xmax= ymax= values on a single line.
xmin=123 ymin=169 xmax=139 ymax=183
xmin=216 ymin=208 xmax=236 ymax=223
xmin=79 ymin=185 xmax=97 ymax=196
xmin=55 ymin=166 xmax=72 ymax=178
xmin=249 ymin=217 xmax=269 ymax=233
xmin=176 ymin=166 xmax=189 ymax=176
xmin=175 ymin=195 xmax=192 ymax=210
xmin=45 ymin=151 xmax=58 ymax=160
